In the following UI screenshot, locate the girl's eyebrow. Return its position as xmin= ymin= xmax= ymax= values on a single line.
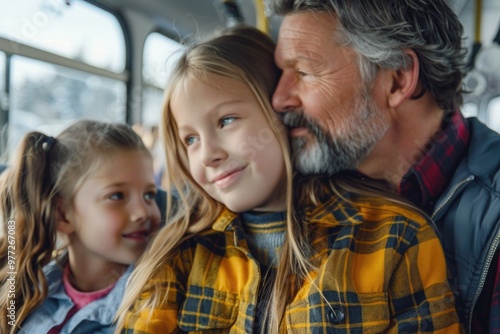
xmin=176 ymin=124 xmax=193 ymax=132
xmin=101 ymin=181 xmax=157 ymax=189
xmin=99 ymin=182 xmax=128 ymax=189
xmin=205 ymin=99 xmax=248 ymax=116
xmin=176 ymin=99 xmax=249 ymax=132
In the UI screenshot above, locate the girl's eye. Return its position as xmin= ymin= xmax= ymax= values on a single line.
xmin=220 ymin=117 xmax=236 ymax=128
xmin=109 ymin=192 xmax=124 ymax=200
xmin=185 ymin=136 xmax=198 ymax=146
xmin=144 ymin=191 xmax=156 ymax=201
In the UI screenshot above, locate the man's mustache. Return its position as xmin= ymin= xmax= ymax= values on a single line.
xmin=282 ymin=111 xmax=324 ymax=137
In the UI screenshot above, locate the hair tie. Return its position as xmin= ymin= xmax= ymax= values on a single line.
xmin=37 ymin=136 xmax=57 ymax=152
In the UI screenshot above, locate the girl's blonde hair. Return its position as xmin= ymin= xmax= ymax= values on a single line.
xmin=116 ymin=25 xmax=425 ymax=333
xmin=0 ymin=120 xmax=150 ymax=333
xmin=116 ymin=24 xmax=295 ymax=331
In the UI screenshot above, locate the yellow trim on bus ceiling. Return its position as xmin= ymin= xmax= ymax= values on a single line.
xmin=474 ymin=0 xmax=483 ymax=43
xmin=254 ymin=0 xmax=269 ymax=35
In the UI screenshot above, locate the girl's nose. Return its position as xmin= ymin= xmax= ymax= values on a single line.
xmin=201 ymin=139 xmax=228 ymax=167
xmin=130 ymin=198 xmax=148 ymax=223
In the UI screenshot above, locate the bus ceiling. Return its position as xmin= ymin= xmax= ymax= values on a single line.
xmin=86 ymin=0 xmax=277 ymax=40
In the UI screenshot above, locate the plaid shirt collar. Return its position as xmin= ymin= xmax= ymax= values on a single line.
xmin=211 ymin=183 xmax=365 ymax=233
xmin=398 ymin=111 xmax=470 ymax=214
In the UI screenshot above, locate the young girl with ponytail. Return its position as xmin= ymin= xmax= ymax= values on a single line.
xmin=0 ymin=120 xmax=161 ymax=333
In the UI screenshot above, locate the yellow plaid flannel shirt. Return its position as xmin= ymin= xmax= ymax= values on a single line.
xmin=122 ymin=192 xmax=461 ymax=333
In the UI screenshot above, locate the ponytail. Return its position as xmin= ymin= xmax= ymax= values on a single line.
xmin=0 ymin=133 xmax=59 ymax=333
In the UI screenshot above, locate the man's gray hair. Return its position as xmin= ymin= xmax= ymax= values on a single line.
xmin=267 ymin=0 xmax=467 ymax=113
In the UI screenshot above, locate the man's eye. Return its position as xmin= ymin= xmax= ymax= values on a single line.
xmin=296 ymin=70 xmax=307 ymax=77
xmin=220 ymin=117 xmax=236 ymax=128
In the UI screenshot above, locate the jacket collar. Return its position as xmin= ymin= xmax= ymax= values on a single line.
xmin=398 ymin=111 xmax=470 ymax=213
xmin=465 ymin=118 xmax=500 ymax=181
xmin=212 ymin=207 xmax=238 ymax=232
xmin=43 ymin=260 xmax=133 ymax=326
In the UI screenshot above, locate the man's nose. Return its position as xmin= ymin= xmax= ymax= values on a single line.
xmin=272 ymin=73 xmax=300 ymax=113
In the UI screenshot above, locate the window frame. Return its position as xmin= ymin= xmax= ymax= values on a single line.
xmin=0 ymin=0 xmax=130 ymax=157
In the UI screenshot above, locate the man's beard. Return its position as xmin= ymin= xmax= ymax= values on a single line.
xmin=282 ymin=92 xmax=389 ymax=175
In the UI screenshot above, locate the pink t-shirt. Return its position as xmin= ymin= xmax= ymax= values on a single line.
xmin=48 ymin=266 xmax=116 ymax=334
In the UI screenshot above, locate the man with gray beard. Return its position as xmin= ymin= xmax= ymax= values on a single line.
xmin=268 ymin=0 xmax=500 ymax=333
xmin=282 ymin=83 xmax=388 ymax=175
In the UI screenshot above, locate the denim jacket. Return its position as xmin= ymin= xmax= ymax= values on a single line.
xmin=18 ymin=261 xmax=132 ymax=334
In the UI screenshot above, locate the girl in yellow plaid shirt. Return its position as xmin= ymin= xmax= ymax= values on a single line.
xmin=116 ymin=26 xmax=461 ymax=333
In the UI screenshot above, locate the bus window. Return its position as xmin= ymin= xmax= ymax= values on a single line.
xmin=0 ymin=51 xmax=5 ymax=154
xmin=0 ymin=51 xmax=4 ymax=94
xmin=0 ymin=0 xmax=127 ymax=158
xmin=9 ymin=56 xmax=126 ymax=154
xmin=487 ymin=96 xmax=500 ymax=133
xmin=141 ymin=32 xmax=183 ymax=186
xmin=0 ymin=0 xmax=125 ymax=73
xmin=462 ymin=102 xmax=480 ymax=118
xmin=142 ymin=32 xmax=183 ymax=126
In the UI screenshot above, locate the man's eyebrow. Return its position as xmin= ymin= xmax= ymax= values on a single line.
xmin=279 ymin=50 xmax=323 ymax=66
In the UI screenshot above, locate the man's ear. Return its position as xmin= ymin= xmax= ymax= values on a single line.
xmin=388 ymin=49 xmax=420 ymax=108
xmin=55 ymin=198 xmax=75 ymax=235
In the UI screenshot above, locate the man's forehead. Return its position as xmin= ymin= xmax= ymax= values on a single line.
xmin=276 ymin=13 xmax=337 ymax=64
xmin=280 ymin=11 xmax=336 ymax=33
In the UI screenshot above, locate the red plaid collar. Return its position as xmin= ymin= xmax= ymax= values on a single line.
xmin=398 ymin=112 xmax=470 ymax=214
